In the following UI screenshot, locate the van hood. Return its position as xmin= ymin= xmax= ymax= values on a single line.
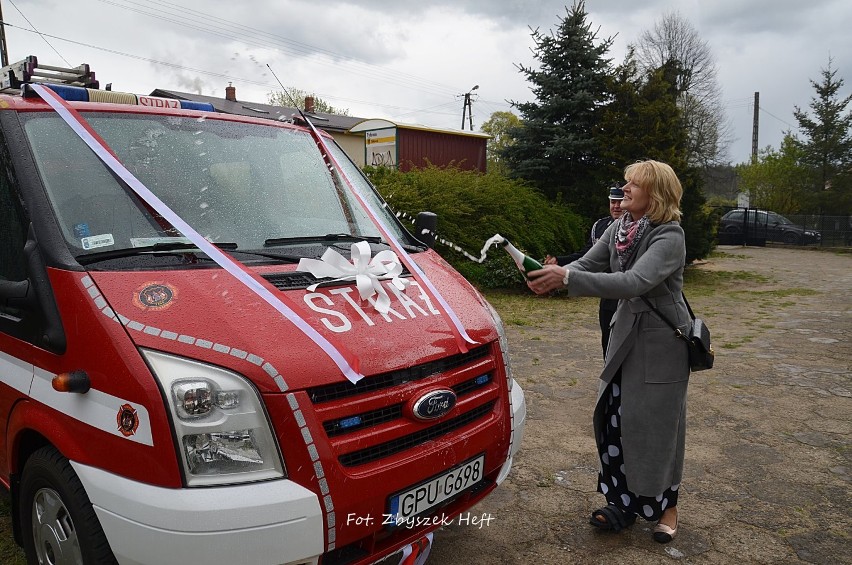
xmin=87 ymin=251 xmax=497 ymax=392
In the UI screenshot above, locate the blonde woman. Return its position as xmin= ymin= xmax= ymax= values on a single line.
xmin=528 ymin=160 xmax=689 ymax=543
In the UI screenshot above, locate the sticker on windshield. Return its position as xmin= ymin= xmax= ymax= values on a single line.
xmin=81 ymin=233 xmax=115 ymax=250
xmin=130 ymin=237 xmax=193 ymax=248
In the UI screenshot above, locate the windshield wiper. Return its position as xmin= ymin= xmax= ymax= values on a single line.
xmin=77 ymin=241 xmax=237 ymax=265
xmin=230 ymin=249 xmax=303 ymax=263
xmin=263 ymin=233 xmax=385 ymax=247
xmin=263 ymin=234 xmax=425 ymax=253
xmin=154 ymin=241 xmax=238 ymax=251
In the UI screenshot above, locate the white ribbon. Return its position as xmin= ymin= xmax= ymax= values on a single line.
xmin=298 ymin=115 xmax=477 ymax=348
xmin=29 ymin=84 xmax=366 ymax=383
xmin=297 ymin=241 xmax=409 ymax=314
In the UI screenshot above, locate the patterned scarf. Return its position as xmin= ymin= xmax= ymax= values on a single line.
xmin=615 ymin=212 xmax=652 ymax=272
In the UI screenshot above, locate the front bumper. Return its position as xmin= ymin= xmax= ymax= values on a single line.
xmin=73 ymin=462 xmax=324 ymax=565
xmin=497 ymin=379 xmax=526 ymax=484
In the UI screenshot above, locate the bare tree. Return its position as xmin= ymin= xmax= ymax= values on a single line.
xmin=268 ymin=89 xmax=349 ymax=116
xmin=633 ymin=10 xmax=730 ymax=165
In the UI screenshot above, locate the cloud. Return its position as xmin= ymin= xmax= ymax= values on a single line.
xmin=4 ymin=0 xmax=848 ymax=164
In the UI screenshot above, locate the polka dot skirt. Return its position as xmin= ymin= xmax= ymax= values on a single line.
xmin=596 ymin=373 xmax=679 ymax=521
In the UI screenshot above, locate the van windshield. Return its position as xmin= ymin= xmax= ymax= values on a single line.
xmin=21 ymin=112 xmax=409 ymax=257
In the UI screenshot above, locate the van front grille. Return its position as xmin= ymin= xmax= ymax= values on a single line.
xmin=324 ymin=404 xmax=404 ymax=437
xmin=308 ymin=345 xmax=490 ymax=404
xmin=322 ymin=373 xmax=493 ymax=438
xmin=337 ymin=401 xmax=496 ymax=467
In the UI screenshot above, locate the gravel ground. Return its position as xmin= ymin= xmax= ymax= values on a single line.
xmin=427 ymin=245 xmax=851 ymax=565
xmin=2 ymin=246 xmax=849 ymax=564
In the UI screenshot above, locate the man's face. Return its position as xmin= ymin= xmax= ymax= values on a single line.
xmin=609 ymin=198 xmax=624 ymax=220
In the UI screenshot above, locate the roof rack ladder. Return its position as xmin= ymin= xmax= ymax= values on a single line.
xmin=1 ymin=55 xmax=98 ymax=91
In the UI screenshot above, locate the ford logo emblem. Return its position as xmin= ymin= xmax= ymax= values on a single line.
xmin=411 ymin=389 xmax=457 ymax=421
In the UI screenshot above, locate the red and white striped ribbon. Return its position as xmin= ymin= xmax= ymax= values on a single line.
xmin=397 ymin=532 xmax=433 ymax=565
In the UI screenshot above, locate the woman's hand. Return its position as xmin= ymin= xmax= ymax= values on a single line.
xmin=527 ymin=264 xmax=568 ymax=295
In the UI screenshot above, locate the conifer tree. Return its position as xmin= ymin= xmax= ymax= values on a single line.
xmin=599 ymin=52 xmax=713 ymax=263
xmin=502 ymin=1 xmax=614 ymax=219
xmin=792 ymin=58 xmax=852 ymax=213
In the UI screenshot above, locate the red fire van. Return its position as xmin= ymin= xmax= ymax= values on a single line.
xmin=0 ymin=57 xmax=525 ymax=564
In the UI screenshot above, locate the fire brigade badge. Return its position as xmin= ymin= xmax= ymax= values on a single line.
xmin=134 ymin=282 xmax=177 ymax=310
xmin=116 ymin=403 xmax=140 ymax=437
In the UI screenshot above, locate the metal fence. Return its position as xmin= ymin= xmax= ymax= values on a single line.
xmin=786 ymin=214 xmax=852 ymax=247
xmin=714 ymin=207 xmax=852 ymax=248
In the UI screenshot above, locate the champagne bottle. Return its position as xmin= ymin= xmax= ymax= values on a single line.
xmin=500 ymin=237 xmax=543 ymax=279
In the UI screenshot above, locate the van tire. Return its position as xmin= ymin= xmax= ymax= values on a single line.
xmin=19 ymin=446 xmax=117 ymax=565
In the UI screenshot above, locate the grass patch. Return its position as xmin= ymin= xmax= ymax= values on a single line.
xmin=0 ymin=492 xmax=25 ymax=564
xmin=722 ymin=335 xmax=755 ymax=349
xmin=484 ymin=290 xmax=598 ymax=324
xmin=684 ymin=269 xmax=771 ymax=287
xmin=749 ymin=288 xmax=820 ymax=298
xmin=708 ymin=250 xmax=749 ymax=259
xmin=727 ymin=288 xmax=820 ymax=304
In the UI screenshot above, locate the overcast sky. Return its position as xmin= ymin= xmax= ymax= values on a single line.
xmin=3 ymin=0 xmax=848 ymax=165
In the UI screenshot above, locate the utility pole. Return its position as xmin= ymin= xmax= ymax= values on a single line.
xmin=751 ymin=91 xmax=759 ymax=163
xmin=0 ymin=0 xmax=9 ymax=67
xmin=460 ymin=85 xmax=478 ymax=130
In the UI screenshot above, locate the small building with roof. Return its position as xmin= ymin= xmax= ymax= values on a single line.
xmin=348 ymin=119 xmax=488 ymax=173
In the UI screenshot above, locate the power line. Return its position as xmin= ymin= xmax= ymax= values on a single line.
xmin=758 ymin=106 xmax=794 ymax=129
xmin=394 ymin=100 xmax=460 ymax=120
xmin=1 ymin=21 xmax=469 ymax=121
xmin=4 ymin=0 xmax=507 ymax=129
xmin=7 ymin=0 xmax=70 ymax=66
xmin=91 ymin=0 xmax=464 ymax=99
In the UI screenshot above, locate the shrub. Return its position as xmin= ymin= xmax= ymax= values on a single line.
xmin=365 ymin=165 xmax=585 ymax=288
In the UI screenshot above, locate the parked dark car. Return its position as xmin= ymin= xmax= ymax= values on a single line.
xmin=719 ymin=209 xmax=821 ymax=244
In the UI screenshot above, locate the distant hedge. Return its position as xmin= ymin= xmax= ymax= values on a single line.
xmin=364 ymin=165 xmax=585 ymax=288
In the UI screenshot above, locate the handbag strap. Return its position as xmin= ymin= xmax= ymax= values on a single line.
xmin=680 ymin=293 xmax=697 ymax=320
xmin=640 ymin=293 xmax=691 ymax=341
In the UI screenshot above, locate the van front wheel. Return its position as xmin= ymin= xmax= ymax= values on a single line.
xmin=19 ymin=446 xmax=117 ymax=565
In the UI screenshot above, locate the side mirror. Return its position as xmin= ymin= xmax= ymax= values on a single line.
xmin=414 ymin=212 xmax=437 ymax=249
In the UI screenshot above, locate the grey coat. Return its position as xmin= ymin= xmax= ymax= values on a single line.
xmin=567 ymin=221 xmax=690 ymax=496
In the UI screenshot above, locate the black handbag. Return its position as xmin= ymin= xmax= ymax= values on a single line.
xmin=641 ymin=294 xmax=714 ymax=372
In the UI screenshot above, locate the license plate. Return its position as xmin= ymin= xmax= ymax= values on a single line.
xmin=388 ymin=455 xmax=484 ymax=525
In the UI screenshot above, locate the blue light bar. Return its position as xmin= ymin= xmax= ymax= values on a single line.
xmin=45 ymin=84 xmax=88 ymax=102
xmin=179 ymin=100 xmax=215 ymax=112
xmin=338 ymin=416 xmax=363 ymax=429
xmin=25 ymin=83 xmax=213 ymax=112
xmin=474 ymin=374 xmax=491 ymax=385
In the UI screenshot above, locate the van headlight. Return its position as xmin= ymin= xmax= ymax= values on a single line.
xmin=141 ymin=349 xmax=285 ymax=486
xmin=483 ymin=299 xmax=514 ymax=391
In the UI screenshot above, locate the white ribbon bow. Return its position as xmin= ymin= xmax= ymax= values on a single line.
xmin=297 ymin=241 xmax=409 ymax=314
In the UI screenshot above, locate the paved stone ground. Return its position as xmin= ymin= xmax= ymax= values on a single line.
xmin=427 ymin=246 xmax=851 ymax=564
